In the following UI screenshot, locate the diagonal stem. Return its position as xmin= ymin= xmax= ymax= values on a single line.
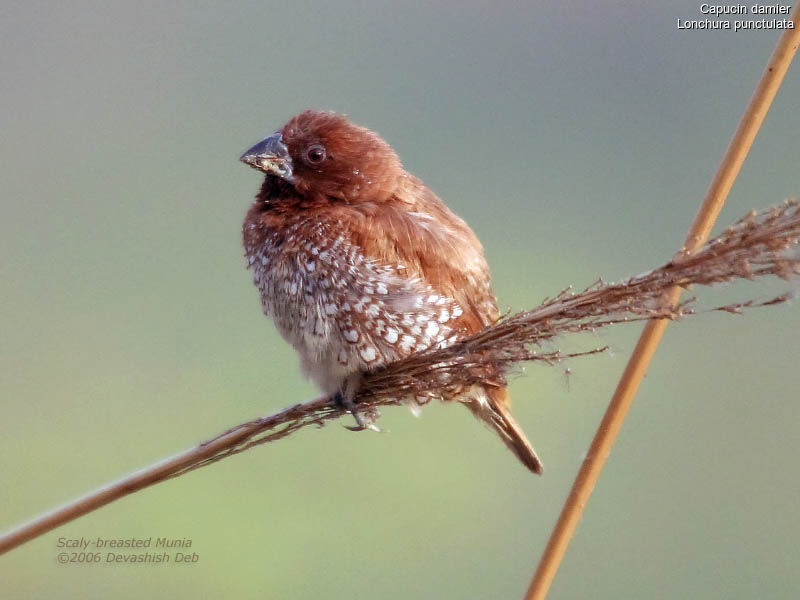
xmin=524 ymin=7 xmax=800 ymax=600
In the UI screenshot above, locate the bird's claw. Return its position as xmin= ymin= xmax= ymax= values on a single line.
xmin=344 ymin=419 xmax=385 ymax=433
xmin=333 ymin=391 xmax=384 ymax=432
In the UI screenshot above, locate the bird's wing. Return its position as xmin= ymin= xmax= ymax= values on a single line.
xmin=344 ymin=178 xmax=501 ymax=337
xmin=314 ymin=187 xmax=543 ymax=473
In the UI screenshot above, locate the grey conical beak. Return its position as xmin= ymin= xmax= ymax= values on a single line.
xmin=240 ymin=133 xmax=294 ymax=182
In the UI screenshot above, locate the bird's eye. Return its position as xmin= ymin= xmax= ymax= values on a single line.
xmin=305 ymin=144 xmax=326 ymax=165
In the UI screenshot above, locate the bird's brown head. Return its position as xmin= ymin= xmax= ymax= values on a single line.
xmin=241 ymin=110 xmax=404 ymax=204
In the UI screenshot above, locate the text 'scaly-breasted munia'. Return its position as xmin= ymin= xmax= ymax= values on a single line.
xmin=240 ymin=110 xmax=542 ymax=474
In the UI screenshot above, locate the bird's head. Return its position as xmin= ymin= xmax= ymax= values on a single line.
xmin=241 ymin=110 xmax=404 ymax=204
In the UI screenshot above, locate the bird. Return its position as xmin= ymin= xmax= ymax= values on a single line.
xmin=240 ymin=110 xmax=542 ymax=474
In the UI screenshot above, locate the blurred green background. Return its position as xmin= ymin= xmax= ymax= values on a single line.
xmin=2 ymin=2 xmax=799 ymax=598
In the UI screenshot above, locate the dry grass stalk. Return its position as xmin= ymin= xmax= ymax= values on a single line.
xmin=525 ymin=12 xmax=800 ymax=597
xmin=177 ymin=199 xmax=800 ymax=477
xmin=1 ymin=200 xmax=798 ymax=555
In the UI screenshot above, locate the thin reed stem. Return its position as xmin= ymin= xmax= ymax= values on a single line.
xmin=524 ymin=8 xmax=800 ymax=599
xmin=2 ymin=198 xmax=799 ymax=555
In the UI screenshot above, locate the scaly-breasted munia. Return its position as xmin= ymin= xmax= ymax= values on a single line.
xmin=240 ymin=110 xmax=542 ymax=474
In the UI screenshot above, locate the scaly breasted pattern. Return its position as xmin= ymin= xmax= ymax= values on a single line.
xmin=241 ymin=111 xmax=542 ymax=474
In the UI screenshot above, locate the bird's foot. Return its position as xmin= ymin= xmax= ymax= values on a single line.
xmin=332 ymin=391 xmax=383 ymax=432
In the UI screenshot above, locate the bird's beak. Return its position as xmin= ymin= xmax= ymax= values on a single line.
xmin=240 ymin=133 xmax=294 ymax=183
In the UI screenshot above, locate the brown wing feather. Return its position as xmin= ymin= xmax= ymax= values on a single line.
xmin=348 ymin=176 xmax=498 ymax=334
xmin=347 ymin=176 xmax=543 ymax=474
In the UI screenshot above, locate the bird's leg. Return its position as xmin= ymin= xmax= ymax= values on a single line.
xmin=332 ymin=373 xmax=382 ymax=432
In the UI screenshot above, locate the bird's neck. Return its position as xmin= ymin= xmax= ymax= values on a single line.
xmin=256 ymin=175 xmax=296 ymax=205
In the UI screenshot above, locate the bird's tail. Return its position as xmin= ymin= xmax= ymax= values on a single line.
xmin=468 ymin=386 xmax=543 ymax=475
